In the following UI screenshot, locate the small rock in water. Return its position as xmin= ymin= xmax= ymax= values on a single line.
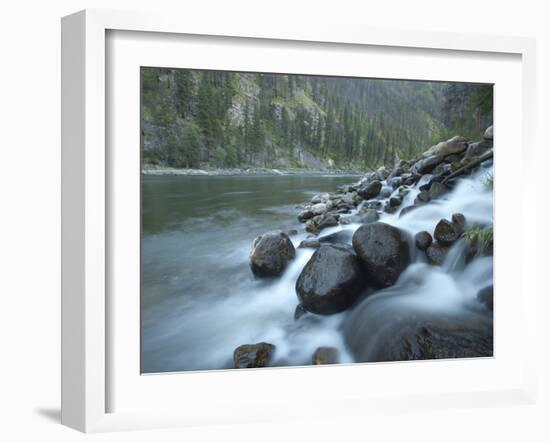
xmin=434 ymin=219 xmax=460 ymax=246
xmin=312 ymin=347 xmax=339 ymax=365
xmin=298 ymin=238 xmax=321 ymax=249
xmin=389 ymin=196 xmax=402 ymax=207
xmin=233 ymin=342 xmax=275 ymax=368
xmin=425 ymin=242 xmax=450 ymax=265
xmin=249 ymin=231 xmax=296 ymax=277
xmin=477 ymin=285 xmax=493 ymax=311
xmin=285 ymin=229 xmax=298 ymax=236
xmin=352 ymin=222 xmax=411 ymax=288
xmin=415 ymin=231 xmax=433 ymax=251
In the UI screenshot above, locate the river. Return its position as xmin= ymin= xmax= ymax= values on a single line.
xmin=141 ymin=168 xmax=493 ymax=373
xmin=141 ymin=173 xmax=361 ymax=373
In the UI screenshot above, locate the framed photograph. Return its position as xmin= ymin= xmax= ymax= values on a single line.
xmin=61 ymin=9 xmax=538 ymax=433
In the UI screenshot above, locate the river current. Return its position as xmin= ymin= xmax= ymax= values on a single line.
xmin=141 ymin=168 xmax=493 ymax=373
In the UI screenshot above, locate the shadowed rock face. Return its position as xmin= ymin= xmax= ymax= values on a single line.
xmin=249 ymin=231 xmax=295 ymax=277
xmin=352 ymin=222 xmax=411 ymax=288
xmin=344 ymin=309 xmax=493 ymax=363
xmin=296 ymin=244 xmax=367 ymax=315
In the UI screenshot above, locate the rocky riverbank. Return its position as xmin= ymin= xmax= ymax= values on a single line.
xmin=142 ymin=165 xmax=362 ymax=177
xmin=234 ymin=126 xmax=494 ymax=368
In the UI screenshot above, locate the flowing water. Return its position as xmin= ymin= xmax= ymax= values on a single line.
xmin=141 ymin=167 xmax=493 ymax=373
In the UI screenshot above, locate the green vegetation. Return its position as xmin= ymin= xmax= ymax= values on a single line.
xmin=463 ymin=226 xmax=494 ymax=259
xmin=141 ymin=68 xmax=493 ymax=170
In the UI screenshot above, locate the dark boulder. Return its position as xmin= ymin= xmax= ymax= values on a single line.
xmin=415 ymin=231 xmax=433 ymax=251
xmin=233 ymin=342 xmax=275 ymax=368
xmin=312 ymin=347 xmax=339 ymax=365
xmin=358 ymin=180 xmax=382 ymax=200
xmin=249 ymin=231 xmax=296 ymax=277
xmin=344 ymin=307 xmax=493 ymax=363
xmin=425 ymin=242 xmax=450 ymax=265
xmin=434 ymin=219 xmax=459 ymax=246
xmin=295 ymin=244 xmax=367 ymax=315
xmin=352 ymin=222 xmax=411 ymax=288
xmin=411 ymin=155 xmax=444 ymax=174
xmin=477 ymin=286 xmax=494 ymax=311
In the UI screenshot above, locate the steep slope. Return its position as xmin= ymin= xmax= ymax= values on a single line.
xmin=141 ymin=68 xmax=491 ymax=170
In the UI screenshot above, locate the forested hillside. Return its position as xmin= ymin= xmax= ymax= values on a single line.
xmin=141 ymin=68 xmax=492 ymax=170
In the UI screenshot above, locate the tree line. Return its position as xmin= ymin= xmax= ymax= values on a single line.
xmin=141 ymin=68 xmax=493 ymax=169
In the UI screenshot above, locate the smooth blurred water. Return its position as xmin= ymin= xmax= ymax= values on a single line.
xmin=141 ymin=167 xmax=493 ymax=373
xmin=141 ymin=174 xmax=360 ymax=373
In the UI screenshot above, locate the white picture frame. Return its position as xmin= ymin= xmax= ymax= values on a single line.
xmin=61 ymin=9 xmax=538 ymax=433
